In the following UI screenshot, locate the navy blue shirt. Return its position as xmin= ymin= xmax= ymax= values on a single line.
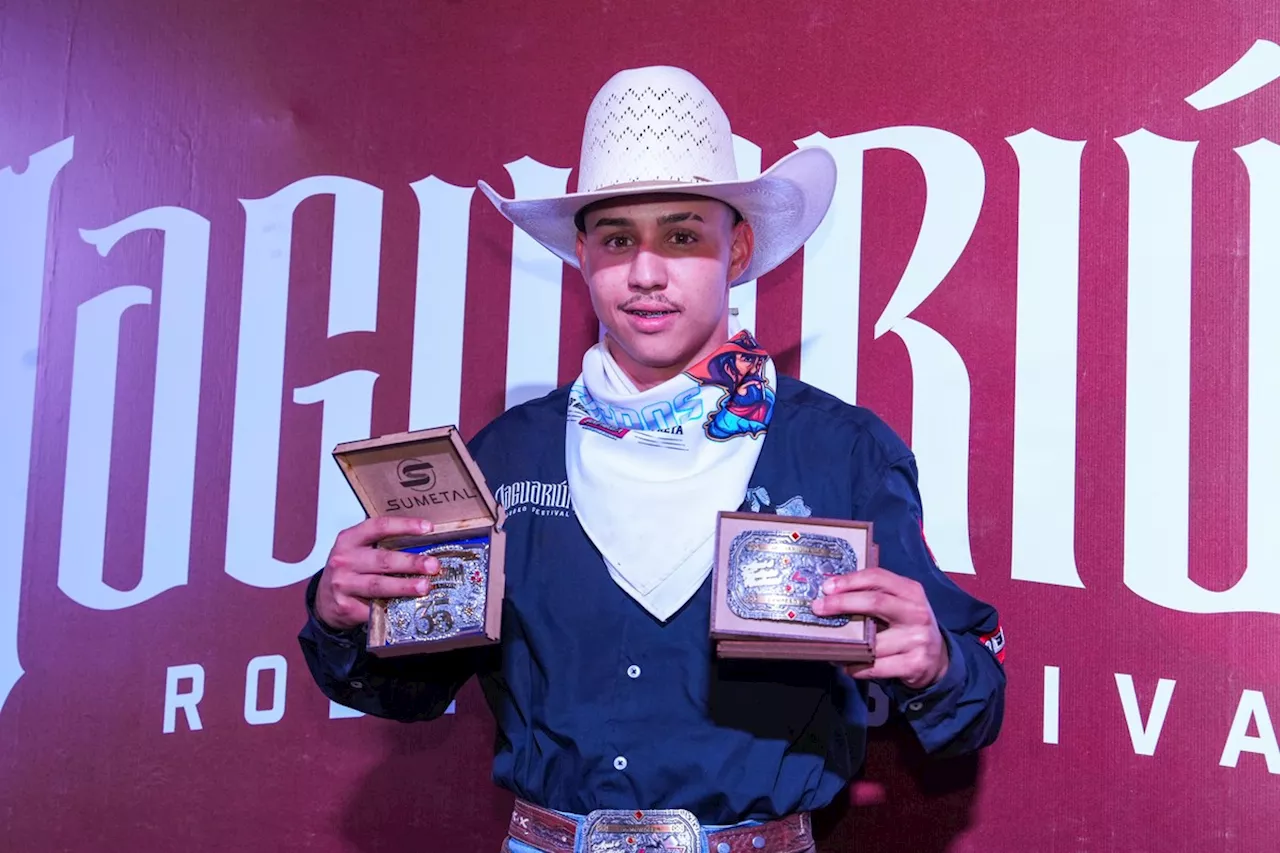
xmin=298 ymin=375 xmax=1005 ymax=824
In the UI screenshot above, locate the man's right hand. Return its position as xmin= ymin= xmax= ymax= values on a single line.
xmin=314 ymin=517 xmax=441 ymax=631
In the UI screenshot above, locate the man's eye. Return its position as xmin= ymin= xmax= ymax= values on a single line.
xmin=669 ymin=230 xmax=697 ymax=245
xmin=603 ymin=234 xmax=633 ymax=249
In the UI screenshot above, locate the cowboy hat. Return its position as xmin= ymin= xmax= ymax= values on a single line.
xmin=477 ymin=65 xmax=837 ymax=286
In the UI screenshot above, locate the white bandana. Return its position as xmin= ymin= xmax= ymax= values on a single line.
xmin=565 ymin=331 xmax=776 ymax=621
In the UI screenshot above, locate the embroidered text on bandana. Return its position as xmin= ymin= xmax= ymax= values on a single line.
xmin=565 ymin=331 xmax=776 ymax=621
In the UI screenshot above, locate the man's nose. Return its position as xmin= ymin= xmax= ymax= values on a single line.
xmin=627 ymin=246 xmax=667 ymax=290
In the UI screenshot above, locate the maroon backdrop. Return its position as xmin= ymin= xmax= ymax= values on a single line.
xmin=3 ymin=1 xmax=1279 ymax=851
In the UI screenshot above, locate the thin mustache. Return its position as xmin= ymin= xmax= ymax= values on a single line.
xmin=619 ymin=295 xmax=680 ymax=310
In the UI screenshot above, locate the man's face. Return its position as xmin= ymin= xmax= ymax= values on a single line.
xmin=574 ymin=194 xmax=754 ymax=386
xmin=734 ymin=353 xmax=761 ymax=379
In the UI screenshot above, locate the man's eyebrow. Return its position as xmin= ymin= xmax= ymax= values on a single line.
xmin=589 ymin=212 xmax=705 ymax=229
xmin=658 ymin=212 xmax=704 ymax=225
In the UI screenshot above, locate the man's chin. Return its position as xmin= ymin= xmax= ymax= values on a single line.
xmin=608 ymin=337 xmax=688 ymax=369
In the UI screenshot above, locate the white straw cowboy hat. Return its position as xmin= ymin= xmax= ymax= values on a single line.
xmin=478 ymin=65 xmax=837 ymax=286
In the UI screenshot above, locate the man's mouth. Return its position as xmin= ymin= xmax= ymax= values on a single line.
xmin=624 ymin=306 xmax=678 ymax=318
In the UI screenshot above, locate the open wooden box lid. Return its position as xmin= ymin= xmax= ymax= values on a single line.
xmin=332 ymin=426 xmax=499 ymax=537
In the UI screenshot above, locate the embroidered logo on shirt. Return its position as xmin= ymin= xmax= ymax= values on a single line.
xmin=776 ymin=495 xmax=812 ymax=517
xmin=744 ymin=486 xmax=771 ymax=511
xmin=742 ymin=487 xmax=812 ymax=517
xmin=495 ymin=480 xmax=573 ymax=519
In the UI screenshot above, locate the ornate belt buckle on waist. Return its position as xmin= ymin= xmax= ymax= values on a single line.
xmin=580 ymin=808 xmax=701 ymax=853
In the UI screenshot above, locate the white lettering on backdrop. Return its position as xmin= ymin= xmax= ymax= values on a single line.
xmin=0 ymin=137 xmax=75 ymax=712
xmin=5 ymin=43 xmax=1280 ymax=722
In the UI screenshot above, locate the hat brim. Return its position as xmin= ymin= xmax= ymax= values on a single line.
xmin=477 ymin=146 xmax=837 ymax=287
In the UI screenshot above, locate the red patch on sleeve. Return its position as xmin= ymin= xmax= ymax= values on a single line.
xmin=980 ymin=625 xmax=1006 ymax=663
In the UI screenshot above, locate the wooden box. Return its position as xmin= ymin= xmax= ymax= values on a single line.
xmin=332 ymin=426 xmax=505 ymax=657
xmin=710 ymin=511 xmax=877 ymax=663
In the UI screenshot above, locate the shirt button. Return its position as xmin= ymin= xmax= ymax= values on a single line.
xmin=907 ymin=701 xmax=924 ymax=712
xmin=350 ymin=680 xmax=364 ymax=689
xmin=613 ymin=756 xmax=628 ymax=771
xmin=627 ymin=665 xmax=641 ymax=679
xmin=717 ymin=844 xmax=731 ymax=853
xmin=752 ymin=836 xmax=766 ymax=848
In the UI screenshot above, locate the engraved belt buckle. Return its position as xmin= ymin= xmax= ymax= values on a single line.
xmin=580 ymin=808 xmax=701 ymax=853
xmin=383 ymin=538 xmax=490 ymax=645
xmin=727 ymin=529 xmax=856 ymax=627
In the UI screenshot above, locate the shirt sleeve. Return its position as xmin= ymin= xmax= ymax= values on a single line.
xmin=853 ymin=451 xmax=1007 ymax=757
xmin=297 ymin=570 xmax=491 ymax=722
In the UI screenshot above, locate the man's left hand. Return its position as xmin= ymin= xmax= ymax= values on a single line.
xmin=810 ymin=567 xmax=950 ymax=690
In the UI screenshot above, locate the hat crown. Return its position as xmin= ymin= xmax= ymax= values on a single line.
xmin=577 ymin=66 xmax=739 ymax=193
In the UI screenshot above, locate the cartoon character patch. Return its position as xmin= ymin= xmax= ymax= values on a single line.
xmin=685 ymin=331 xmax=775 ymax=441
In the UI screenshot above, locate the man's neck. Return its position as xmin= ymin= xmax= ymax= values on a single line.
xmin=606 ymin=324 xmax=729 ymax=393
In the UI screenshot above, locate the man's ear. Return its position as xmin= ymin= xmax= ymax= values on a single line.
xmin=728 ymin=219 xmax=755 ymax=282
xmin=575 ymin=229 xmax=587 ymax=269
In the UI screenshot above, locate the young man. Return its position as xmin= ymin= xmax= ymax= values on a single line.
xmin=300 ymin=66 xmax=1005 ymax=853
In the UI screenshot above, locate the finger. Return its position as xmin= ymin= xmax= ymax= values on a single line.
xmin=843 ymin=653 xmax=914 ymax=682
xmin=342 ymin=547 xmax=435 ymax=577
xmin=848 ymin=625 xmax=919 ymax=658
xmin=315 ymin=583 xmax=362 ymax=630
xmin=846 ymin=655 xmax=941 ymax=691
xmin=327 ymin=545 xmax=437 ymax=577
xmin=337 ymin=516 xmax=434 ymax=549
xmin=349 ymin=572 xmax=434 ymax=600
xmin=316 ymin=601 xmax=368 ymax=631
xmin=821 ymin=567 xmax=918 ymax=597
xmin=811 ymin=589 xmax=919 ymax=624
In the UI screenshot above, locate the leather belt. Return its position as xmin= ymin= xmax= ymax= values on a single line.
xmin=508 ymin=797 xmax=814 ymax=853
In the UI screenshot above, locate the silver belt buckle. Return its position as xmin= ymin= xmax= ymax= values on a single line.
xmin=383 ymin=540 xmax=490 ymax=645
xmin=727 ymin=529 xmax=857 ymax=627
xmin=580 ymin=808 xmax=701 ymax=853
